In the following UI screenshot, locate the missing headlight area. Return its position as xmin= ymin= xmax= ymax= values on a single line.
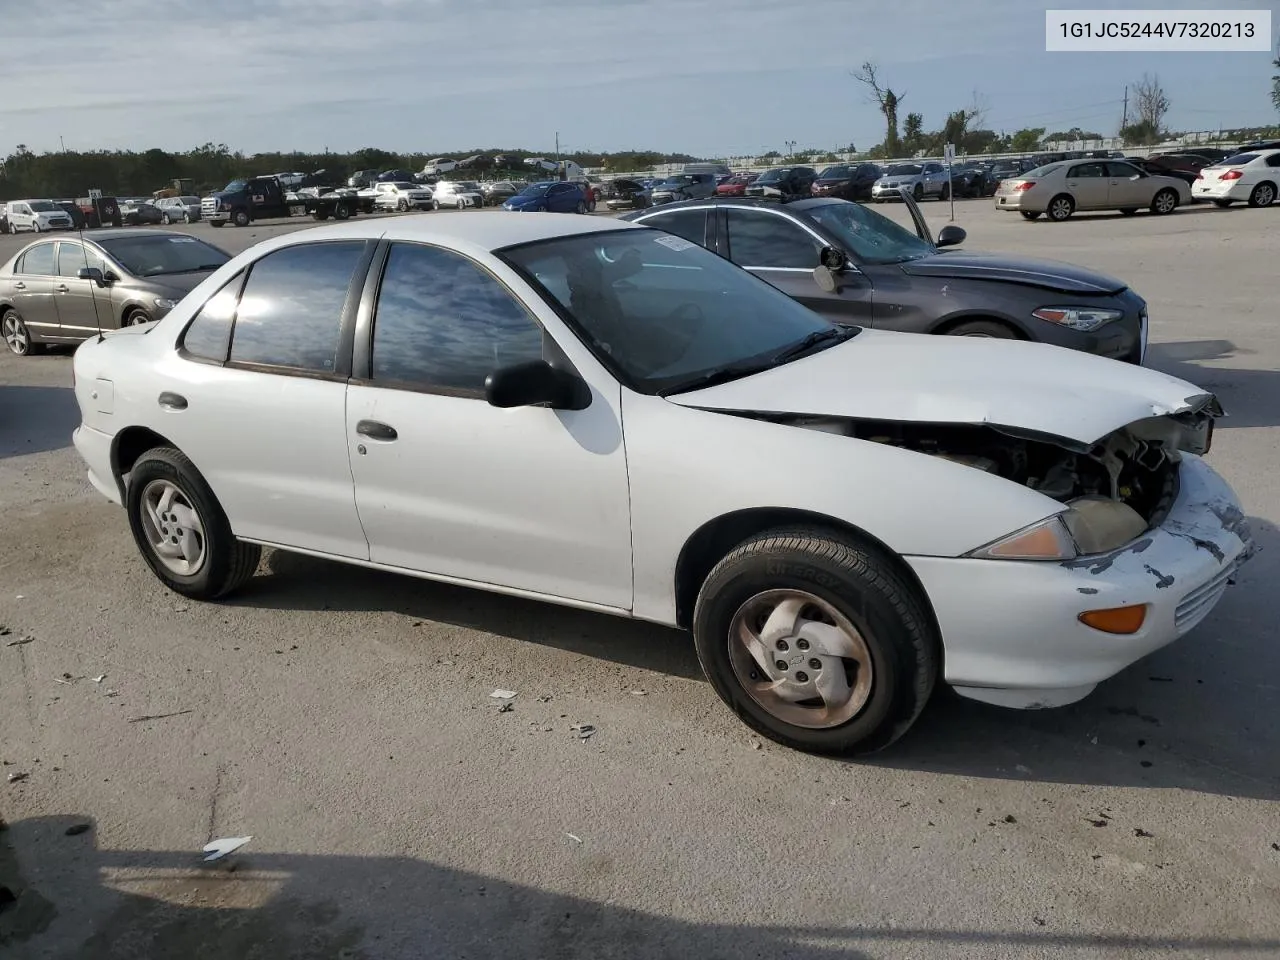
xmin=758 ymin=412 xmax=1214 ymax=531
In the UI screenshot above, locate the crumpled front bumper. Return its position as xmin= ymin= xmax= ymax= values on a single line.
xmin=906 ymin=455 xmax=1254 ymax=708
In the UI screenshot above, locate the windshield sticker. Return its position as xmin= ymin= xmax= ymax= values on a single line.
xmin=653 ymin=235 xmax=696 ymax=252
xmin=168 ymin=237 xmax=197 ymax=243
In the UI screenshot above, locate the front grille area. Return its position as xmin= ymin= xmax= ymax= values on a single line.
xmin=1174 ymin=561 xmax=1236 ymax=636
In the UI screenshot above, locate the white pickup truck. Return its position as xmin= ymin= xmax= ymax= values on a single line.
xmin=369 ymin=181 xmax=434 ymax=211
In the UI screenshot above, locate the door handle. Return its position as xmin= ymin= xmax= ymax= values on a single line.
xmin=55 ymin=284 xmax=69 ymax=293
xmin=158 ymin=391 xmax=188 ymax=411
xmin=13 ymin=282 xmax=25 ymax=290
xmin=356 ymin=419 xmax=397 ymax=441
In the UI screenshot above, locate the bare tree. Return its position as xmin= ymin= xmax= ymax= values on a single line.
xmin=853 ymin=61 xmax=905 ymax=158
xmin=965 ymin=90 xmax=990 ymax=131
xmin=1133 ymin=73 xmax=1170 ymax=134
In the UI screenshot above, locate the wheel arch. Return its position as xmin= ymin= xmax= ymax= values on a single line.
xmin=672 ymin=507 xmax=941 ymax=640
xmin=111 ymin=426 xmax=180 ymax=500
xmin=927 ymin=310 xmax=1029 ymax=339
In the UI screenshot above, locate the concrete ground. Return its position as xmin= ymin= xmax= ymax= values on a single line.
xmin=1 ymin=199 xmax=1278 ymax=959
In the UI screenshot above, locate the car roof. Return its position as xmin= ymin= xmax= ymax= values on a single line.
xmin=247 ymin=211 xmax=641 ymax=256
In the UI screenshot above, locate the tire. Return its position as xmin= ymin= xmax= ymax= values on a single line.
xmin=939 ymin=183 xmax=950 ymax=201
xmin=588 ymin=200 xmax=597 ymax=212
xmin=575 ymin=200 xmax=587 ymax=215
xmin=1150 ymin=188 xmax=1178 ymax=215
xmin=232 ymin=209 xmax=250 ymax=228
xmin=1046 ymin=194 xmax=1074 ymax=222
xmin=122 ymin=309 xmax=149 ymax=327
xmin=942 ymin=319 xmax=1018 ymax=339
xmin=912 ymin=184 xmax=924 ymax=201
xmin=125 ymin=447 xmax=261 ymax=601
xmin=1248 ymin=182 xmax=1276 ymax=208
xmin=31 ymin=220 xmax=41 ymax=233
xmin=1213 ymin=199 xmax=1233 ymax=208
xmin=313 ymin=211 xmax=330 ymax=221
xmin=162 ymin=213 xmax=172 ymax=225
xmin=1020 ymin=211 xmax=1041 ymax=220
xmin=182 ymin=211 xmax=191 ymax=223
xmin=432 ymin=199 xmax=441 ymax=210
xmin=3 ymin=309 xmax=42 ymax=356
xmin=397 ymin=199 xmax=409 ymax=212
xmin=334 ymin=202 xmax=351 ymax=221
xmin=210 ymin=221 xmax=225 ymax=228
xmin=691 ymin=527 xmax=938 ymax=755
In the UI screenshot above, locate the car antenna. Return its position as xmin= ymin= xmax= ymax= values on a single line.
xmin=76 ymin=210 xmax=103 ymax=338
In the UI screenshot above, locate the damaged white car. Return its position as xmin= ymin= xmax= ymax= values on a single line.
xmin=69 ymin=215 xmax=1254 ymax=754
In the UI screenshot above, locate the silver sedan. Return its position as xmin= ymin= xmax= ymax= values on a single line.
xmin=994 ymin=159 xmax=1191 ymax=222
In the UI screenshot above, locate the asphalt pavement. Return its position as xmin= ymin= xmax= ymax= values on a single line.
xmin=1 ymin=199 xmax=1278 ymax=959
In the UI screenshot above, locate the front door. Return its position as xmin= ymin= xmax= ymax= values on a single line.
xmin=1064 ymin=162 xmax=1108 ymax=209
xmin=10 ymin=242 xmax=61 ymax=339
xmin=1105 ymin=162 xmax=1151 ymax=207
xmin=53 ymin=240 xmax=112 ymax=337
xmin=345 ymin=241 xmax=633 ymax=608
xmin=721 ymin=206 xmax=875 ymax=326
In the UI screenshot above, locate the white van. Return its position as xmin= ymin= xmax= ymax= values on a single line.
xmin=4 ymin=199 xmax=76 ymax=233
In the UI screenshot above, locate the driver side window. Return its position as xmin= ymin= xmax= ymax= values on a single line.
xmin=1106 ymin=162 xmax=1142 ymax=178
xmin=725 ymin=210 xmax=820 ymax=270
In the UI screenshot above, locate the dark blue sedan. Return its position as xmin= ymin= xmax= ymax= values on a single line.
xmin=502 ymin=181 xmax=588 ymax=213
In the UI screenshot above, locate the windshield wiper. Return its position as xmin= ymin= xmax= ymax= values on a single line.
xmin=771 ymin=325 xmax=856 ymax=364
xmin=657 ymin=360 xmax=777 ymax=397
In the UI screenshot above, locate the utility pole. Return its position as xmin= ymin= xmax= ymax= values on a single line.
xmin=59 ymin=135 xmax=66 ymax=153
xmin=1120 ymin=85 xmax=1129 ymax=133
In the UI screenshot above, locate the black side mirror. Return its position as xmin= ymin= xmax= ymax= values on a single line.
xmin=936 ymin=225 xmax=966 ymax=248
xmin=485 ymin=360 xmax=590 ymax=411
xmin=77 ymin=266 xmax=106 ymax=285
xmin=819 ymin=246 xmax=847 ymax=272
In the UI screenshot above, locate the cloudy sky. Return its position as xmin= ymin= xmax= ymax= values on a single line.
xmin=1 ymin=0 xmax=1276 ymax=157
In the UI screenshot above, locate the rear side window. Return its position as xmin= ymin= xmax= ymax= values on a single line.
xmin=181 ymin=273 xmax=244 ymax=362
xmin=16 ymin=243 xmax=55 ymax=276
xmin=229 ymin=241 xmax=366 ymax=372
xmin=1268 ymin=154 xmax=1280 ymax=168
xmin=642 ymin=209 xmax=707 ymax=247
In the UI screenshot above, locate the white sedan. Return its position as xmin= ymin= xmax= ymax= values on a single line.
xmin=1192 ymin=148 xmax=1280 ymax=208
xmin=69 ymin=215 xmax=1253 ymax=754
xmin=371 ymin=181 xmax=434 ymax=212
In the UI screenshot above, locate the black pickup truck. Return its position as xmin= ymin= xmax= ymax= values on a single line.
xmin=201 ymin=175 xmax=374 ymax=227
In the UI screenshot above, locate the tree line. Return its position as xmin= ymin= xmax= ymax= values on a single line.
xmin=0 ymin=144 xmax=703 ymax=202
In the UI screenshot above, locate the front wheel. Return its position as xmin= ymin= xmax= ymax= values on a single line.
xmin=575 ymin=200 xmax=587 ymax=214
xmin=912 ymin=184 xmax=924 ymax=201
xmin=1020 ymin=211 xmax=1041 ymax=220
xmin=162 ymin=213 xmax=172 ymax=224
xmin=1150 ymin=188 xmax=1178 ymax=215
xmin=692 ymin=527 xmax=938 ymax=755
xmin=397 ymin=199 xmax=409 ymax=212
xmin=432 ymin=199 xmax=441 ymax=210
xmin=939 ymin=183 xmax=950 ymax=201
xmin=232 ymin=210 xmax=251 ymax=228
xmin=943 ymin=319 xmax=1017 ymax=339
xmin=125 ymin=447 xmax=261 ymax=601
xmin=182 ymin=211 xmax=191 ymax=223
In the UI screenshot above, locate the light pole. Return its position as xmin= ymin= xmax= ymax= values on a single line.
xmin=784 ymin=140 xmax=797 ymax=159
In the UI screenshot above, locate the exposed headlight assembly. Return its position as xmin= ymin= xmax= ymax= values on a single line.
xmin=1031 ymin=306 xmax=1124 ymax=332
xmin=968 ymin=497 xmax=1148 ymax=560
xmin=154 ymin=298 xmax=179 ymax=310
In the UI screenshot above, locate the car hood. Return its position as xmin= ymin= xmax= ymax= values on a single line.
xmin=665 ymin=329 xmax=1216 ymax=447
xmin=876 ymin=175 xmax=920 ymax=184
xmin=898 ymin=251 xmax=1128 ymax=294
xmin=505 ymin=194 xmax=545 ymax=206
xmin=135 ymin=272 xmax=218 ymax=297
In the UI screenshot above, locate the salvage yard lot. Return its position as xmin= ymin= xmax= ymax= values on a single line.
xmin=1 ymin=201 xmax=1278 ymax=959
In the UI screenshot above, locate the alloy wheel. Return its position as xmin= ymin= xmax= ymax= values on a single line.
xmin=727 ymin=589 xmax=874 ymax=730
xmin=3 ymin=313 xmax=30 ymax=355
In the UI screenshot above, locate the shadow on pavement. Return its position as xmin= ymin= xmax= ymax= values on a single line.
xmin=1146 ymin=340 xmax=1280 ymax=429
xmin=0 ymin=384 xmax=79 ymax=459
xmin=4 ymin=815 xmax=1278 ymax=959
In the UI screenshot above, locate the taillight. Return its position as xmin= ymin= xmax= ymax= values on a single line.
xmin=1220 ymin=170 xmax=1242 ymax=181
xmin=1014 ymin=181 xmax=1035 ymax=192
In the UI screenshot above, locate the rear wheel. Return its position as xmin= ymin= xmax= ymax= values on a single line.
xmin=3 ymin=310 xmax=41 ymax=356
xmin=939 ymin=182 xmax=950 ymax=201
xmin=333 ymin=202 xmax=351 ymax=220
xmin=1150 ymin=188 xmax=1178 ymax=215
xmin=692 ymin=527 xmax=938 ymax=755
xmin=182 ymin=211 xmax=191 ymax=223
xmin=162 ymin=213 xmax=172 ymax=224
xmin=1020 ymin=211 xmax=1041 ymax=220
xmin=1046 ymin=194 xmax=1075 ymax=222
xmin=1213 ymin=199 xmax=1233 ymax=208
xmin=942 ymin=319 xmax=1017 ymax=339
xmin=1248 ymin=182 xmax=1276 ymax=208
xmin=125 ymin=447 xmax=261 ymax=601
xmin=575 ymin=200 xmax=587 ymax=214
xmin=912 ymin=184 xmax=924 ymax=201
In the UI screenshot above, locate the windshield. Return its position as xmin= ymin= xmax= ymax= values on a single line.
xmin=392 ymin=182 xmax=416 ymax=189
xmin=518 ymin=183 xmax=552 ymax=197
xmin=885 ymin=164 xmax=922 ymax=176
xmin=818 ymin=166 xmax=852 ymax=179
xmin=1220 ymin=153 xmax=1258 ymax=166
xmin=221 ymin=180 xmax=248 ymax=192
xmin=805 ymin=201 xmax=935 ymax=265
xmin=1023 ymin=163 xmax=1065 ymax=178
xmin=657 ymin=177 xmax=692 ymax=188
xmin=96 ymin=235 xmax=231 ymax=278
xmin=755 ymin=169 xmax=790 ymax=183
xmin=180 ymin=196 xmax=199 ymax=204
xmin=29 ymin=201 xmax=57 ymax=212
xmin=501 ymin=228 xmax=852 ymax=395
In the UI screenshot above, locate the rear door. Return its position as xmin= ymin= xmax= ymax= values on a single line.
xmin=9 ymin=242 xmax=61 ymax=337
xmin=53 ymin=240 xmax=111 ymax=336
xmin=721 ymin=206 xmax=874 ymax=325
xmin=1064 ymin=162 xmax=1108 ymax=208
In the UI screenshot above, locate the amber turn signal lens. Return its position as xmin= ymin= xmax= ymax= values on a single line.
xmin=1078 ymin=605 xmax=1148 ymax=635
